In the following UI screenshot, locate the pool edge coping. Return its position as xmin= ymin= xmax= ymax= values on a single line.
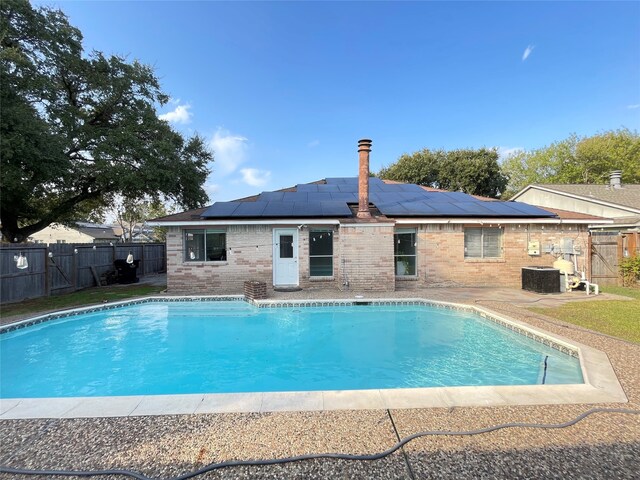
xmin=0 ymin=295 xmax=628 ymax=419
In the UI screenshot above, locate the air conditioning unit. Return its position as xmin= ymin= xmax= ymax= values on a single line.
xmin=521 ymin=266 xmax=560 ymax=294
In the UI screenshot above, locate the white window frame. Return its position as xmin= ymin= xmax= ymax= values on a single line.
xmin=464 ymin=227 xmax=503 ymax=259
xmin=184 ymin=229 xmax=227 ymax=262
xmin=394 ymin=228 xmax=417 ymax=276
xmin=309 ymin=229 xmax=334 ymax=277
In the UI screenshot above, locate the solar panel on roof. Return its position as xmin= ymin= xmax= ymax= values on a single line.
xmin=292 ymin=202 xmax=324 ymax=216
xmin=396 ymin=184 xmax=425 ymax=193
xmin=455 ymin=202 xmax=496 ymax=215
xmin=258 ymin=191 xmax=285 ymax=202
xmin=316 ymin=184 xmax=341 ymax=192
xmin=201 ymin=202 xmax=241 ymax=217
xmin=337 ymin=184 xmax=358 ymax=193
xmin=261 ymin=202 xmax=295 ymax=216
xmin=296 ymin=184 xmax=320 ymax=192
xmin=424 ymin=192 xmax=472 ymax=203
xmin=282 ymin=192 xmax=308 ymax=202
xmin=320 ymin=201 xmax=353 ymax=216
xmin=473 ymin=202 xmax=522 ymax=215
xmin=444 ymin=191 xmax=474 ymax=200
xmin=307 ymin=192 xmax=334 ymax=202
xmin=233 ymin=202 xmax=267 ymax=216
xmin=434 ymin=202 xmax=470 ymax=215
xmin=377 ymin=202 xmax=422 ymax=215
xmin=507 ymin=202 xmax=556 ymax=217
xmin=326 ymin=177 xmax=357 ymax=185
xmin=329 ymin=192 xmax=358 ymax=201
xmin=201 ymin=176 xmax=557 ymax=219
xmin=369 ymin=192 xmax=397 ymax=204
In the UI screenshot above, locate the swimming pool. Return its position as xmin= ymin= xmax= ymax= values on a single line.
xmin=0 ymin=299 xmax=584 ymax=399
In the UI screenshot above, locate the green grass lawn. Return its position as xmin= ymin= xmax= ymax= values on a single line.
xmin=0 ymin=284 xmax=166 ymax=320
xmin=529 ymin=286 xmax=640 ymax=343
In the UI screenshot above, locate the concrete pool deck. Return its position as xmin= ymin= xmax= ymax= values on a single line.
xmin=1 ymin=287 xmax=639 ymax=479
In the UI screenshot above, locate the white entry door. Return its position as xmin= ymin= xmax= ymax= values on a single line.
xmin=273 ymin=228 xmax=299 ymax=286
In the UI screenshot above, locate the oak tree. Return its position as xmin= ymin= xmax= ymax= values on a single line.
xmin=0 ymin=0 xmax=212 ymax=242
xmin=501 ymin=129 xmax=640 ymax=197
xmin=378 ymin=148 xmax=507 ymax=198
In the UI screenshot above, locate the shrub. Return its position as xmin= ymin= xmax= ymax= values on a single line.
xmin=619 ymin=255 xmax=640 ymax=287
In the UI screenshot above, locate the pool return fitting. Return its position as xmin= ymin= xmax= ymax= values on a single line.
xmin=1 ymin=407 xmax=638 ymax=480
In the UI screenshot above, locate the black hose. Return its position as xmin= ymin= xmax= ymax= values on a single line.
xmin=541 ymin=355 xmax=549 ymax=384
xmin=1 ymin=407 xmax=638 ymax=480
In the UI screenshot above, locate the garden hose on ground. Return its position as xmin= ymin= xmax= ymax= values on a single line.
xmin=1 ymin=407 xmax=638 ymax=480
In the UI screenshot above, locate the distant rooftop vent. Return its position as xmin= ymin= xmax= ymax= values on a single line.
xmin=609 ymin=170 xmax=622 ymax=189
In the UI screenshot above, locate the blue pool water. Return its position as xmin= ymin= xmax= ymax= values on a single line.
xmin=0 ymin=301 xmax=583 ymax=398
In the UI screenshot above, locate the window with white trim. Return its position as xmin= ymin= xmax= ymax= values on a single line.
xmin=464 ymin=227 xmax=502 ymax=259
xmin=394 ymin=229 xmax=417 ymax=276
xmin=184 ymin=230 xmax=226 ymax=261
xmin=309 ymin=230 xmax=333 ymax=276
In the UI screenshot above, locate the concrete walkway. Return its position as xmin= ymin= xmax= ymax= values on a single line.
xmin=1 ymin=287 xmax=638 ymax=479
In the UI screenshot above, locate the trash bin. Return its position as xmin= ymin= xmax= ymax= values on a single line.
xmin=114 ymin=259 xmax=140 ymax=284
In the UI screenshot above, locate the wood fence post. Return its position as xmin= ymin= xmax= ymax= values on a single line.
xmin=617 ymin=234 xmax=624 ymax=286
xmin=72 ymin=244 xmax=78 ymax=291
xmin=44 ymin=246 xmax=50 ymax=297
xmin=587 ymin=233 xmax=592 ymax=282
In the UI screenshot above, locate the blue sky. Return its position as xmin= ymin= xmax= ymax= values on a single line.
xmin=39 ymin=1 xmax=640 ymax=203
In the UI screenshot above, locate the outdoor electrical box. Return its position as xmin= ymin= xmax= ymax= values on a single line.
xmin=527 ymin=240 xmax=540 ymax=256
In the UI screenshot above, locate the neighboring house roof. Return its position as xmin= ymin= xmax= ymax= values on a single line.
xmin=511 ymin=184 xmax=640 ymax=213
xmin=198 ymin=177 xmax=554 ymax=219
xmin=536 ymin=207 xmax=607 ymax=221
xmin=590 ymin=214 xmax=640 ymax=230
xmin=75 ymin=226 xmax=119 ymax=240
xmin=152 ymin=206 xmax=209 ymax=223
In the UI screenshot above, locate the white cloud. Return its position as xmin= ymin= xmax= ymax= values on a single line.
xmin=308 ymin=139 xmax=320 ymax=148
xmin=204 ymin=181 xmax=220 ymax=202
xmin=627 ymin=104 xmax=640 ymax=109
xmin=159 ymin=104 xmax=192 ymax=124
xmin=240 ymin=168 xmax=271 ymax=187
xmin=497 ymin=146 xmax=524 ymax=162
xmin=522 ymin=45 xmax=535 ymax=61
xmin=209 ymin=128 xmax=249 ymax=175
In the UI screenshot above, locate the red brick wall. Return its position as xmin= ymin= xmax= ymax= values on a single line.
xmin=412 ymin=223 xmax=589 ymax=288
xmin=337 ymin=224 xmax=396 ymax=292
xmin=166 ymin=225 xmax=342 ymax=294
xmin=166 ymin=223 xmax=589 ymax=294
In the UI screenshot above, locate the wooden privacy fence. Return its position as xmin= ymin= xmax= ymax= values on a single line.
xmin=0 ymin=243 xmax=166 ymax=304
xmin=589 ymin=231 xmax=639 ymax=286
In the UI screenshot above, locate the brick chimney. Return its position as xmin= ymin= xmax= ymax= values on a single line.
xmin=609 ymin=170 xmax=622 ymax=189
xmin=357 ymin=139 xmax=372 ymax=218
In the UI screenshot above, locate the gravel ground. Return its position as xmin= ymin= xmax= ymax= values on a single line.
xmin=1 ymin=288 xmax=639 ymax=479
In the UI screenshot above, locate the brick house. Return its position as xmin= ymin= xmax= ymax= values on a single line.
xmin=511 ymin=172 xmax=639 ymax=285
xmin=150 ymin=139 xmax=604 ymax=294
